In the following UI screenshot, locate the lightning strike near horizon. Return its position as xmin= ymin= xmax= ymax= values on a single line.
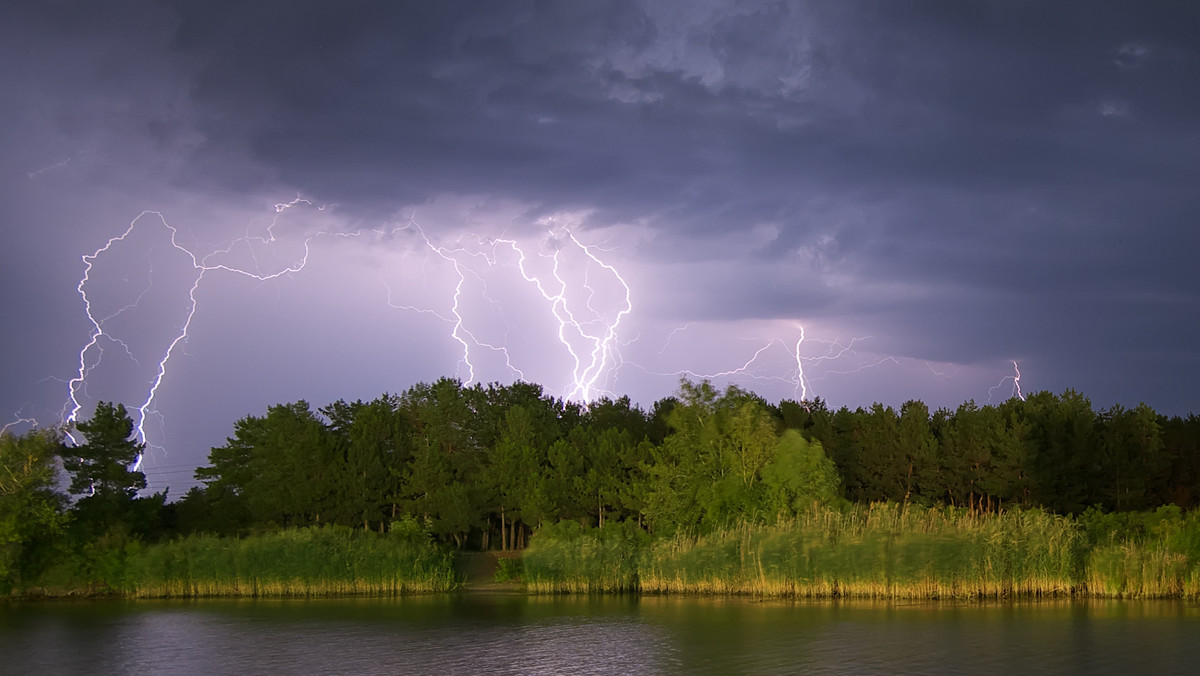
xmin=386 ymin=216 xmax=632 ymax=404
xmin=629 ymin=329 xmax=810 ymax=400
xmin=63 ymin=199 xmax=332 ymax=472
xmin=629 ymin=327 xmax=911 ymax=404
xmin=387 ymin=217 xmax=528 ymax=384
xmin=1 ymin=417 xmax=41 ymax=436
xmin=44 ymin=197 xmax=1041 ymax=490
xmin=987 ymin=360 xmax=1026 ymax=403
xmin=57 ymin=201 xmax=641 ymax=478
xmin=631 ymin=329 xmax=800 ymax=399
xmin=505 ymin=227 xmax=632 ymax=403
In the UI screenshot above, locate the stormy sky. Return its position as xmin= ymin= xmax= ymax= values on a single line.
xmin=3 ymin=1 xmax=1198 ymax=494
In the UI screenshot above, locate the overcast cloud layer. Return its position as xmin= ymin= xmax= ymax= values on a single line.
xmin=3 ymin=1 xmax=1198 ymax=493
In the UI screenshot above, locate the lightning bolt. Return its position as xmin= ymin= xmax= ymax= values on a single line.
xmin=923 ymin=361 xmax=951 ymax=378
xmin=27 ymin=157 xmax=72 ymax=180
xmin=64 ymin=199 xmax=332 ymax=473
xmin=628 ymin=327 xmax=809 ymax=400
xmin=387 ymin=216 xmax=632 ymax=403
xmin=630 ymin=327 xmax=907 ymax=404
xmin=812 ymin=338 xmax=902 ymax=383
xmin=48 ymin=196 xmax=1033 ymax=489
xmin=0 ymin=417 xmax=40 ymax=436
xmin=505 ymin=227 xmax=632 ymax=403
xmin=658 ymin=323 xmax=695 ymax=354
xmin=987 ymin=360 xmax=1026 ymax=403
xmin=64 ymin=218 xmax=150 ymax=437
xmin=60 ymin=201 xmax=640 ymax=478
xmin=387 ymin=217 xmax=526 ymax=384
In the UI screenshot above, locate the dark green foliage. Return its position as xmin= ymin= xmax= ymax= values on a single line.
xmin=493 ymin=557 xmax=523 ymax=582
xmin=761 ymin=430 xmax=841 ymax=518
xmin=60 ymin=402 xmax=168 ymax=545
xmin=642 ymin=381 xmax=782 ymax=535
xmin=63 ymin=402 xmax=146 ymax=498
xmin=523 ymin=520 xmax=649 ymax=592
xmin=184 ymin=378 xmax=1200 ymax=555
xmin=12 ymin=376 xmax=1200 ymax=599
xmin=125 ymin=521 xmax=457 ymax=597
xmin=0 ymin=428 xmax=68 ymax=592
xmin=1159 ymin=415 xmax=1200 ymax=506
xmin=1095 ymin=403 xmax=1165 ymax=511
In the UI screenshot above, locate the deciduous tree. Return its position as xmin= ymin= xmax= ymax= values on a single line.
xmin=0 ymin=428 xmax=68 ymax=591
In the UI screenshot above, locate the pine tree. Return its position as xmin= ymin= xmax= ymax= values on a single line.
xmin=62 ymin=402 xmax=147 ymax=529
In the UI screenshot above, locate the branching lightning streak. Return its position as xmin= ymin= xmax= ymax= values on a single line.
xmin=65 ymin=219 xmax=147 ymax=434
xmin=0 ymin=417 xmax=40 ymax=436
xmin=63 ymin=200 xmax=638 ymax=480
xmin=389 ymin=217 xmax=631 ymax=403
xmin=631 ymin=328 xmax=907 ymax=404
xmin=65 ymin=200 xmax=327 ymax=472
xmin=923 ymin=361 xmax=950 ymax=378
xmin=515 ymin=229 xmax=631 ymax=403
xmin=658 ymin=323 xmax=695 ymax=355
xmin=386 ymin=217 xmax=533 ymax=384
xmin=987 ymin=360 xmax=1026 ymax=403
xmin=632 ymin=329 xmax=810 ymax=400
xmin=55 ymin=197 xmax=1036 ymax=490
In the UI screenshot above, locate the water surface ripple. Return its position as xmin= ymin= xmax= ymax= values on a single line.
xmin=3 ymin=595 xmax=1198 ymax=675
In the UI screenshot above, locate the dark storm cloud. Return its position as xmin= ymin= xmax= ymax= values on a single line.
xmin=3 ymin=0 xmax=1199 ymax=424
xmin=158 ymin=2 xmax=1200 ymax=229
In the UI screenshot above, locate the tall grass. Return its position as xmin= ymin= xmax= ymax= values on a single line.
xmin=1081 ymin=506 xmax=1200 ymax=598
xmin=522 ymin=520 xmax=648 ymax=593
xmin=125 ymin=522 xmax=458 ymax=598
xmin=29 ymin=503 xmax=1200 ymax=600
xmin=519 ymin=505 xmax=1080 ymax=599
xmin=637 ymin=504 xmax=1083 ymax=598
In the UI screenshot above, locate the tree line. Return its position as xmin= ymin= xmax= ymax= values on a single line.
xmin=4 ymin=377 xmax=1200 ymax=592
xmin=174 ymin=378 xmax=1200 ymax=544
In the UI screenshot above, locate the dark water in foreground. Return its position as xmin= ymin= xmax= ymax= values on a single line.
xmin=3 ymin=595 xmax=1199 ymax=675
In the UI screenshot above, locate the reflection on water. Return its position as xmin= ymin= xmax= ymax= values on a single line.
xmin=3 ymin=595 xmax=1199 ymax=675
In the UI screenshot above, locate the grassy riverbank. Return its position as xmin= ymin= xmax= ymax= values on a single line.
xmin=638 ymin=504 xmax=1080 ymax=598
xmin=522 ymin=520 xmax=648 ymax=593
xmin=523 ymin=504 xmax=1200 ymax=599
xmin=128 ymin=525 xmax=458 ymax=597
xmin=14 ymin=504 xmax=1200 ymax=600
xmin=21 ymin=521 xmax=458 ymax=598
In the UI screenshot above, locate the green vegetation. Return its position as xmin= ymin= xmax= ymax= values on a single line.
xmin=634 ymin=504 xmax=1081 ymax=598
xmin=523 ymin=505 xmax=1200 ymax=599
xmin=523 ymin=520 xmax=647 ymax=593
xmin=5 ymin=379 xmax=1200 ymax=599
xmin=0 ymin=428 xmax=67 ymax=595
xmin=1079 ymin=506 xmax=1200 ymax=598
xmin=126 ymin=521 xmax=457 ymax=597
xmin=493 ymin=557 xmax=524 ymax=583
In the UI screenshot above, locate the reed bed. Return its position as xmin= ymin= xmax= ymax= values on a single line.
xmin=47 ymin=504 xmax=1200 ymax=600
xmin=125 ymin=524 xmax=458 ymax=598
xmin=1084 ymin=544 xmax=1190 ymax=598
xmin=522 ymin=520 xmax=648 ymax=593
xmin=1080 ymin=507 xmax=1200 ymax=599
xmin=523 ymin=504 xmax=1118 ymax=599
xmin=637 ymin=504 xmax=1082 ymax=599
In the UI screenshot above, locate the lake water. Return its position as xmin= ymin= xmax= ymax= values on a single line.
xmin=3 ymin=594 xmax=1199 ymax=675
